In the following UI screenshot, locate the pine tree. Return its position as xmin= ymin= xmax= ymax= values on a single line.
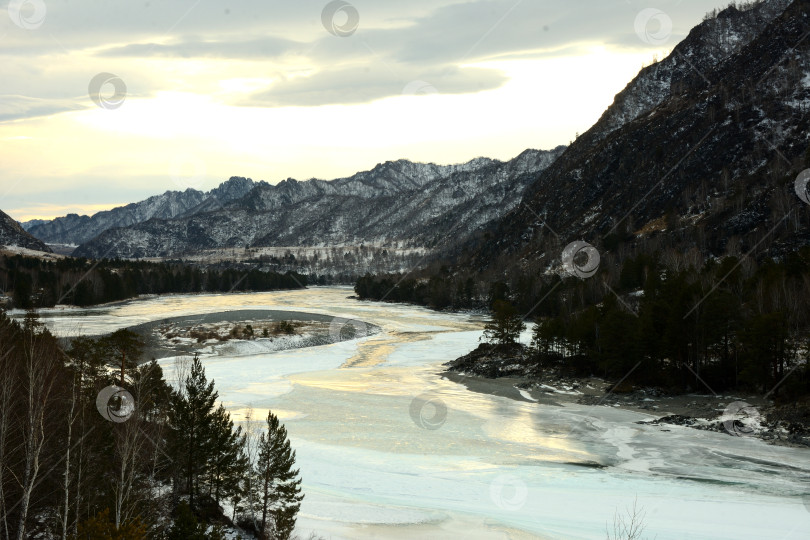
xmin=482 ymin=300 xmax=525 ymax=346
xmin=167 ymin=501 xmax=208 ymax=540
xmin=205 ymin=404 xmax=249 ymax=507
xmin=168 ymin=355 xmax=218 ymax=508
xmin=97 ymin=329 xmax=144 ymax=384
xmin=131 ymin=359 xmax=172 ymax=422
xmin=254 ymin=411 xmax=303 ymax=540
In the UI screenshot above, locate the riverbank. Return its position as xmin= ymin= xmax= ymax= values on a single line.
xmin=20 ymin=287 xmax=810 ymax=539
xmin=443 ymin=347 xmax=810 ymax=448
xmin=128 ymin=309 xmax=381 ymax=360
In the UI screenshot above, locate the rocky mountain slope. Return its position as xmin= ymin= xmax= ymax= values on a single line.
xmin=0 ymin=209 xmax=52 ymax=252
xmin=472 ymin=0 xmax=809 ymax=273
xmin=23 ymin=177 xmax=259 ymax=246
xmin=591 ymin=0 xmax=793 ymax=140
xmin=72 ymin=148 xmax=565 ymax=259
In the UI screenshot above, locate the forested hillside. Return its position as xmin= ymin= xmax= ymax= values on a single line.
xmin=0 ymin=313 xmax=303 ymax=539
xmin=356 ymin=0 xmax=810 ymax=400
xmin=357 ymin=246 xmax=810 ymax=398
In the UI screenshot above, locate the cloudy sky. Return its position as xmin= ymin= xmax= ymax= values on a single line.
xmin=1 ymin=0 xmax=733 ymax=221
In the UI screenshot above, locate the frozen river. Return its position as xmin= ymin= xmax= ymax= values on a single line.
xmin=29 ymin=287 xmax=810 ymax=539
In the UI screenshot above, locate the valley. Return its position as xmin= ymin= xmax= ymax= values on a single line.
xmin=19 ymin=288 xmax=810 ymax=540
xmin=2 ymin=1 xmax=809 ymax=538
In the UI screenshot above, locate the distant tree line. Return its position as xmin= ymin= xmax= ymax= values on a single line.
xmin=356 ymin=247 xmax=810 ymax=398
xmin=0 ymin=310 xmax=303 ymax=539
xmin=355 ymin=269 xmax=478 ymax=310
xmin=0 ymin=255 xmax=307 ymax=309
xmin=176 ymin=244 xmax=425 ymax=283
xmin=242 ymin=245 xmax=427 ymax=280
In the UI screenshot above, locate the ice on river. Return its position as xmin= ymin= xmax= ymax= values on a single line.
xmin=27 ymin=288 xmax=810 ymax=539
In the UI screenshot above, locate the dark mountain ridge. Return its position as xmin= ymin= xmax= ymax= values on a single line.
xmin=469 ymin=0 xmax=809 ymax=275
xmin=0 ymin=209 xmax=52 ymax=253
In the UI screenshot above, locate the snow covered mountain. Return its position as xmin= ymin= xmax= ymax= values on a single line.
xmin=23 ymin=177 xmax=259 ymax=246
xmin=58 ymin=0 xmax=808 ymax=266
xmin=591 ymin=0 xmax=793 ymax=141
xmin=72 ymin=148 xmax=565 ymax=259
xmin=0 ymin=209 xmax=52 ymax=252
xmin=476 ymin=0 xmax=809 ymax=270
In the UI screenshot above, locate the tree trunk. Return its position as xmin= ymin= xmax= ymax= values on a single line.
xmin=0 ymin=348 xmax=14 ymax=540
xmin=16 ymin=333 xmax=56 ymax=540
xmin=260 ymin=475 xmax=270 ymax=534
xmin=188 ymin=422 xmax=195 ymax=509
xmin=61 ymin=373 xmax=78 ymax=540
xmin=73 ymin=417 xmax=83 ymax=538
xmin=73 ymin=362 xmax=88 ymax=538
xmin=114 ymin=398 xmax=147 ymax=530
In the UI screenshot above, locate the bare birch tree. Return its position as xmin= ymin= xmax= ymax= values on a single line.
xmin=0 ymin=322 xmax=16 ymax=539
xmin=16 ymin=313 xmax=61 ymax=540
xmin=60 ymin=367 xmax=79 ymax=540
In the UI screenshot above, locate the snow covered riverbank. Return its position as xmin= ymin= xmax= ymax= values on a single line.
xmin=27 ymin=288 xmax=810 ymax=539
xmin=124 ymin=309 xmax=382 ymax=360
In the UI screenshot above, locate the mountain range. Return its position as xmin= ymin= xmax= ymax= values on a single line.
xmin=22 ymin=177 xmax=259 ymax=246
xmin=9 ymin=0 xmax=809 ymax=273
xmin=65 ymin=148 xmax=564 ymax=258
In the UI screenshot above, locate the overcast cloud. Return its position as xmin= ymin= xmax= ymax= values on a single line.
xmin=1 ymin=0 xmax=731 ymax=116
